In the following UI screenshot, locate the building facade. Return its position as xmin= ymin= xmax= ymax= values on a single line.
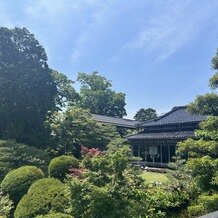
xmin=127 ymin=106 xmax=206 ymax=167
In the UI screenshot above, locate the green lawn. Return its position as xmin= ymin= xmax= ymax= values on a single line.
xmin=141 ymin=171 xmax=169 ymax=184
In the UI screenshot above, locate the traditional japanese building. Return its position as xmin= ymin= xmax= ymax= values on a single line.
xmin=127 ymin=106 xmax=206 ymax=167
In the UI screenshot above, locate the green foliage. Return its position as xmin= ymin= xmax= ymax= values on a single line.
xmin=178 ymin=124 xmax=218 ymax=192
xmin=134 ymin=107 xmax=158 ymax=122
xmin=210 ymin=48 xmax=218 ymax=89
xmin=0 ymin=140 xmax=50 ymax=181
xmin=164 ymin=158 xmax=200 ymax=214
xmin=210 ymin=73 xmax=218 ymax=90
xmin=187 ymin=205 xmax=205 ymax=217
xmin=77 ymin=71 xmax=126 ymax=118
xmin=68 ymin=139 xmax=165 ymax=218
xmin=14 ymin=178 xmax=69 ymax=218
xmin=188 ymin=193 xmax=218 ymax=216
xmin=1 ymin=166 xmax=44 ymax=205
xmin=51 ymin=69 xmax=79 ymax=110
xmin=48 ymin=155 xmax=79 ymax=180
xmin=48 ymin=107 xmax=119 ymax=155
xmin=0 ymin=193 xmax=13 ymax=218
xmin=186 ymin=156 xmax=217 ymax=191
xmin=212 ymin=49 xmax=218 ymax=70
xmin=0 ymin=27 xmax=57 ymax=147
xmin=178 ymin=49 xmax=218 ymax=217
xmin=35 ymin=213 xmax=73 ymax=218
xmin=199 ymin=193 xmax=218 ymax=212
xmin=188 ymin=93 xmax=218 ymax=116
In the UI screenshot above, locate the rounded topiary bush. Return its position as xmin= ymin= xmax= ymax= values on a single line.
xmin=48 ymin=155 xmax=79 ymax=180
xmin=14 ymin=178 xmax=69 ymax=218
xmin=1 ymin=166 xmax=44 ymax=205
xmin=35 ymin=213 xmax=73 ymax=218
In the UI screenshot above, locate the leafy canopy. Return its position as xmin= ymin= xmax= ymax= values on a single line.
xmin=50 ymin=69 xmax=79 ymax=110
xmin=48 ymin=106 xmax=119 ymax=156
xmin=77 ymin=72 xmax=126 ymax=118
xmin=0 ymin=27 xmax=57 ymax=147
xmin=134 ymin=107 xmax=158 ymax=122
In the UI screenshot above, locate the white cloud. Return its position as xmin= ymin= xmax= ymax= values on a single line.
xmin=119 ymin=0 xmax=218 ymax=61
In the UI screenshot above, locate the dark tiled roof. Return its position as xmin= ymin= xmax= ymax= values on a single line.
xmin=141 ymin=106 xmax=206 ymax=127
xmin=91 ymin=114 xmax=138 ymax=128
xmin=127 ymin=130 xmax=195 ymax=140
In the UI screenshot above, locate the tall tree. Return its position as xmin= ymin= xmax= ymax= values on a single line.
xmin=50 ymin=69 xmax=79 ymax=110
xmin=77 ymin=72 xmax=126 ymax=118
xmin=0 ymin=27 xmax=57 ymax=147
xmin=134 ymin=108 xmax=158 ymax=122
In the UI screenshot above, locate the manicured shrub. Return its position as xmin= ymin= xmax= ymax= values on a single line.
xmin=14 ymin=178 xmax=69 ymax=218
xmin=48 ymin=155 xmax=79 ymax=180
xmin=0 ymin=140 xmax=50 ymax=181
xmin=1 ymin=166 xmax=44 ymax=205
xmin=35 ymin=213 xmax=73 ymax=218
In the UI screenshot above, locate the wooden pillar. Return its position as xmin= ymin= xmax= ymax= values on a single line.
xmin=168 ymin=145 xmax=170 ymax=163
xmin=130 ymin=144 xmax=133 ymax=156
xmin=152 ymin=144 xmax=155 ymax=163
xmin=160 ymin=145 xmax=162 ymax=164
xmin=137 ymin=144 xmax=140 ymax=157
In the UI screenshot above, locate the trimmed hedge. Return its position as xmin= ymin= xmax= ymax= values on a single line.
xmin=48 ymin=155 xmax=79 ymax=180
xmin=35 ymin=213 xmax=73 ymax=218
xmin=14 ymin=178 xmax=69 ymax=218
xmin=0 ymin=140 xmax=50 ymax=181
xmin=1 ymin=166 xmax=44 ymax=205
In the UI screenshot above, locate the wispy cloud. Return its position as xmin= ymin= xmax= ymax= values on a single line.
xmin=71 ymin=1 xmax=115 ymax=62
xmin=25 ymin=0 xmax=96 ymax=20
xmin=25 ymin=0 xmax=116 ymax=63
xmin=114 ymin=0 xmax=218 ymax=61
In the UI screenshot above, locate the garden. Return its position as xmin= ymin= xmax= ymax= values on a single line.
xmin=0 ymin=27 xmax=217 ymax=218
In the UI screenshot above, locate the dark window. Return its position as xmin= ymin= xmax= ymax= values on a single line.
xmin=170 ymin=146 xmax=176 ymax=161
xmin=162 ymin=146 xmax=169 ymax=163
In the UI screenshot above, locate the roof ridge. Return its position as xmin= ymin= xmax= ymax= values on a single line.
xmin=142 ymin=106 xmax=187 ymax=124
xmin=91 ymin=113 xmax=137 ymax=122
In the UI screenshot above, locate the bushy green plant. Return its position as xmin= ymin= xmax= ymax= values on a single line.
xmin=0 ymin=193 xmax=13 ymax=217
xmin=14 ymin=178 xmax=69 ymax=218
xmin=35 ymin=213 xmax=73 ymax=218
xmin=187 ymin=193 xmax=218 ymax=217
xmin=0 ymin=140 xmax=50 ymax=181
xmin=68 ymin=139 xmax=165 ymax=218
xmin=198 ymin=193 xmax=218 ymax=213
xmin=48 ymin=155 xmax=79 ymax=180
xmin=48 ymin=107 xmax=119 ymax=155
xmin=187 ymin=205 xmax=205 ymax=217
xmin=1 ymin=166 xmax=44 ymax=205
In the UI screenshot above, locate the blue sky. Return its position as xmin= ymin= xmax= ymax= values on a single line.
xmin=1 ymin=0 xmax=218 ymax=118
